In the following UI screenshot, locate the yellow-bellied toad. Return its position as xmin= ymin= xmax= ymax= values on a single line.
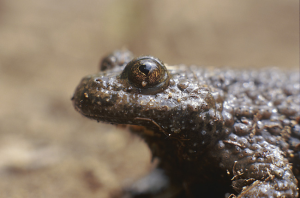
xmin=72 ymin=50 xmax=300 ymax=197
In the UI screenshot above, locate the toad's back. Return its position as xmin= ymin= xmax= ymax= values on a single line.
xmin=72 ymin=50 xmax=300 ymax=197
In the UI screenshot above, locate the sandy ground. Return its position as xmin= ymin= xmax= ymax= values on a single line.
xmin=0 ymin=0 xmax=298 ymax=197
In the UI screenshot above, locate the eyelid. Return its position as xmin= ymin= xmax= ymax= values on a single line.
xmin=120 ymin=56 xmax=170 ymax=94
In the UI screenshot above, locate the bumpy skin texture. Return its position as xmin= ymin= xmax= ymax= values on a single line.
xmin=72 ymin=50 xmax=300 ymax=198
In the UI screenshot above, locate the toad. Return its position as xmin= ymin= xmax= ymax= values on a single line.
xmin=72 ymin=50 xmax=300 ymax=197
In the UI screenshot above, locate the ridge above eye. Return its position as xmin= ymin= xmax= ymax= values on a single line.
xmin=120 ymin=56 xmax=170 ymax=93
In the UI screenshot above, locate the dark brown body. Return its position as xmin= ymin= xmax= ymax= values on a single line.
xmin=73 ymin=50 xmax=300 ymax=197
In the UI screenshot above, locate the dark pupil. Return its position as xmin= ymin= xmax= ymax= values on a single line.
xmin=139 ymin=62 xmax=155 ymax=75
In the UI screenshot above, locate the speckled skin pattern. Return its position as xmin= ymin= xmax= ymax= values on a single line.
xmin=72 ymin=50 xmax=300 ymax=198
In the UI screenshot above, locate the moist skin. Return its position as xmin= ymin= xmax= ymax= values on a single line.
xmin=72 ymin=49 xmax=300 ymax=198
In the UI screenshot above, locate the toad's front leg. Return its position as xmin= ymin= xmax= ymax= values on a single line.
xmin=211 ymin=133 xmax=298 ymax=197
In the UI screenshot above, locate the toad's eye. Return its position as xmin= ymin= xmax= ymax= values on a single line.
xmin=121 ymin=56 xmax=170 ymax=93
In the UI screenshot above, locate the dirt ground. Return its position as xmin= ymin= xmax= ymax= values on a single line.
xmin=0 ymin=0 xmax=298 ymax=197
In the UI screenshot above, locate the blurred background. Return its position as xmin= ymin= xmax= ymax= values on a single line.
xmin=0 ymin=0 xmax=298 ymax=197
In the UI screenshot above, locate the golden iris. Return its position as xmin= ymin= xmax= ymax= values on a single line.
xmin=121 ymin=56 xmax=170 ymax=93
